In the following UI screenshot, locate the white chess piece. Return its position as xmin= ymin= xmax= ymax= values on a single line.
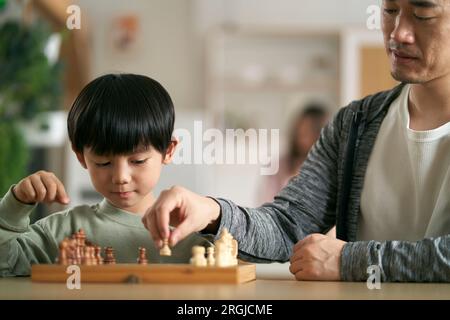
xmin=214 ymin=240 xmax=229 ymax=267
xmin=190 ymin=246 xmax=207 ymax=267
xmin=231 ymin=239 xmax=238 ymax=266
xmin=160 ymin=239 xmax=172 ymax=256
xmin=206 ymin=247 xmax=215 ymax=266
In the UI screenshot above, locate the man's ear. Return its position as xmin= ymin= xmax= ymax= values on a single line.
xmin=72 ymin=145 xmax=87 ymax=169
xmin=162 ymin=138 xmax=179 ymax=164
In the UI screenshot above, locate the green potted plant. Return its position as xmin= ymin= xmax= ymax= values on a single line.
xmin=0 ymin=19 xmax=63 ymax=195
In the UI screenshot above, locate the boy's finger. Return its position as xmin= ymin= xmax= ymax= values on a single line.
xmin=20 ymin=179 xmax=36 ymax=203
xmin=40 ymin=174 xmax=57 ymax=203
xmin=54 ymin=176 xmax=70 ymax=204
xmin=29 ymin=175 xmax=47 ymax=202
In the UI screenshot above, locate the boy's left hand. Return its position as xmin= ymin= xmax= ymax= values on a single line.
xmin=289 ymin=234 xmax=346 ymax=281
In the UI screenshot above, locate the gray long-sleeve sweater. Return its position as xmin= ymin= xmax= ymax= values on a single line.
xmin=213 ymin=84 xmax=450 ymax=282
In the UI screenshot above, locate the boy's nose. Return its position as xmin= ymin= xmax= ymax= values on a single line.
xmin=112 ymin=167 xmax=131 ymax=185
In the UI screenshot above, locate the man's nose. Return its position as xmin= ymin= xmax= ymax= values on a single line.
xmin=112 ymin=164 xmax=131 ymax=184
xmin=390 ymin=12 xmax=415 ymax=44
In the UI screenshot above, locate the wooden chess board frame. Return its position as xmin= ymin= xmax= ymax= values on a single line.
xmin=31 ymin=262 xmax=256 ymax=284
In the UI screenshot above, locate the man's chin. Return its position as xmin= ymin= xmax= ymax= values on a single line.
xmin=391 ymin=71 xmax=426 ymax=84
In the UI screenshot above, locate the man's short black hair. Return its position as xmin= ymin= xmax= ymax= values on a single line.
xmin=68 ymin=73 xmax=175 ymax=155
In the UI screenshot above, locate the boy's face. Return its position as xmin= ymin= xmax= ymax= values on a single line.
xmin=75 ymin=143 xmax=176 ymax=214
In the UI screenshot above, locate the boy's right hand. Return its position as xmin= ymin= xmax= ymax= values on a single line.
xmin=12 ymin=171 xmax=70 ymax=205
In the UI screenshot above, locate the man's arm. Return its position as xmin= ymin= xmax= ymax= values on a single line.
xmin=341 ymin=235 xmax=450 ymax=282
xmin=211 ymin=108 xmax=347 ymax=262
xmin=143 ymin=107 xmax=348 ymax=262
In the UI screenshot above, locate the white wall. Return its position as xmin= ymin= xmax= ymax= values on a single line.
xmin=77 ymin=0 xmax=203 ymax=112
xmin=193 ymin=0 xmax=380 ymax=30
xmin=66 ymin=0 xmax=384 ymax=207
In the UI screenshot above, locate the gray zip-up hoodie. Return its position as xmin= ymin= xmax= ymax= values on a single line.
xmin=213 ymin=84 xmax=450 ymax=282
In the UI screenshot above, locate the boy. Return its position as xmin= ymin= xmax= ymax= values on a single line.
xmin=0 ymin=73 xmax=211 ymax=277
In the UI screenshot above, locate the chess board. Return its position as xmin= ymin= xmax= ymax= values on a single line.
xmin=31 ymin=262 xmax=256 ymax=284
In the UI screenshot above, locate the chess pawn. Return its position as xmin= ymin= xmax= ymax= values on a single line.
xmin=160 ymin=239 xmax=171 ymax=256
xmin=58 ymin=239 xmax=69 ymax=265
xmin=137 ymin=247 xmax=148 ymax=265
xmin=190 ymin=246 xmax=207 ymax=267
xmin=89 ymin=246 xmax=97 ymax=265
xmin=206 ymin=246 xmax=215 ymax=266
xmin=83 ymin=246 xmax=95 ymax=265
xmin=104 ymin=247 xmax=116 ymax=264
xmin=95 ymin=246 xmax=103 ymax=265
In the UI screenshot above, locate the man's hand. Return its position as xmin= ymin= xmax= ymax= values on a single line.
xmin=289 ymin=233 xmax=346 ymax=281
xmin=12 ymin=171 xmax=70 ymax=205
xmin=141 ymin=186 xmax=221 ymax=248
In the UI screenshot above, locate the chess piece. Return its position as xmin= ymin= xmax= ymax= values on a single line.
xmin=160 ymin=239 xmax=171 ymax=256
xmin=214 ymin=240 xmax=229 ymax=267
xmin=231 ymin=239 xmax=238 ymax=266
xmin=137 ymin=247 xmax=148 ymax=264
xmin=190 ymin=246 xmax=207 ymax=267
xmin=89 ymin=246 xmax=97 ymax=265
xmin=58 ymin=238 xmax=69 ymax=265
xmin=206 ymin=246 xmax=215 ymax=266
xmin=214 ymin=228 xmax=235 ymax=267
xmin=95 ymin=246 xmax=103 ymax=265
xmin=67 ymin=238 xmax=77 ymax=265
xmin=78 ymin=229 xmax=86 ymax=246
xmin=104 ymin=247 xmax=116 ymax=264
xmin=74 ymin=231 xmax=84 ymax=265
xmin=83 ymin=246 xmax=95 ymax=265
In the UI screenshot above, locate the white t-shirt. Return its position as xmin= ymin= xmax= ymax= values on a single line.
xmin=358 ymin=84 xmax=450 ymax=241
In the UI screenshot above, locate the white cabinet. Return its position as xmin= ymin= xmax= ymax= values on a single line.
xmin=206 ymin=27 xmax=341 ymax=132
xmin=204 ymin=27 xmax=341 ymax=206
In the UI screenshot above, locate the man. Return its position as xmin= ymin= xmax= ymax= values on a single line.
xmin=142 ymin=0 xmax=450 ymax=282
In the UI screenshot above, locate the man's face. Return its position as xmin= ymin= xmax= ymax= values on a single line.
xmin=382 ymin=0 xmax=450 ymax=84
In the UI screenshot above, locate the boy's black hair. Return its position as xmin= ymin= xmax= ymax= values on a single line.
xmin=68 ymin=73 xmax=175 ymax=155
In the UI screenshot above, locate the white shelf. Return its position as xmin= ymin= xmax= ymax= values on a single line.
xmin=204 ymin=26 xmax=341 ymax=207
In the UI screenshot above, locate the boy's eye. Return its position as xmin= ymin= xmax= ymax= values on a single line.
xmin=132 ymin=159 xmax=148 ymax=165
xmin=95 ymin=162 xmax=110 ymax=167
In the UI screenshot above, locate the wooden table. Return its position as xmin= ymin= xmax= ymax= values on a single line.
xmin=1 ymin=264 xmax=449 ymax=300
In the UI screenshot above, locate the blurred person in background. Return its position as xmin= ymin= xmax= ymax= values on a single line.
xmin=258 ymin=103 xmax=329 ymax=205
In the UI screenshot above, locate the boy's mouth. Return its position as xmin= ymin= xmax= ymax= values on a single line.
xmin=113 ymin=191 xmax=134 ymax=198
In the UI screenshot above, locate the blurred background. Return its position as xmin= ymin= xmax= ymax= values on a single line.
xmin=0 ymin=0 xmax=398 ymax=221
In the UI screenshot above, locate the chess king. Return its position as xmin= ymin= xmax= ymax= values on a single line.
xmin=0 ymin=74 xmax=213 ymax=276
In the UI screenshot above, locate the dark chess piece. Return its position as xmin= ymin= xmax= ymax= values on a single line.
xmin=137 ymin=247 xmax=148 ymax=265
xmin=95 ymin=245 xmax=104 ymax=265
xmin=104 ymin=247 xmax=116 ymax=264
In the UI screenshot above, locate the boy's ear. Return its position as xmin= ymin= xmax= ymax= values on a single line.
xmin=162 ymin=138 xmax=179 ymax=164
xmin=72 ymin=145 xmax=87 ymax=169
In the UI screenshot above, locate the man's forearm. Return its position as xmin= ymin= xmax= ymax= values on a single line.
xmin=341 ymin=235 xmax=450 ymax=282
